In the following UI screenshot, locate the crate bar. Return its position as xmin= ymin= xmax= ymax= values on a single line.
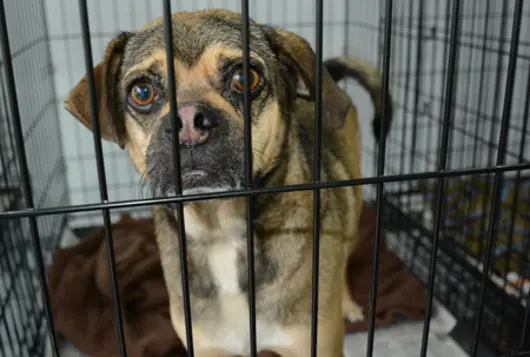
xmin=470 ymin=0 xmax=492 ymax=264
xmin=401 ymin=0 xmax=413 ymax=211
xmin=161 ymin=2 xmax=195 ymax=357
xmin=365 ymin=2 xmax=392 ymax=357
xmin=478 ymin=0 xmax=509 ymax=278
xmin=0 ymin=1 xmax=61 ymax=356
xmin=471 ymin=2 xmax=523 ymax=356
xmin=240 ymin=1 xmax=258 ymax=357
xmin=2 ymin=163 xmax=530 ymax=221
xmin=77 ymin=1 xmax=128 ymax=356
xmin=456 ymin=0 xmax=479 ymax=172
xmin=500 ymin=36 xmax=530 ymax=343
xmin=450 ymin=0 xmax=480 ymax=325
xmin=409 ymin=0 xmax=424 ymax=225
xmin=516 ymin=58 xmax=530 ymax=354
xmin=507 ymin=2 xmax=530 ymax=291
xmin=418 ymin=1 xmax=461 ymax=356
xmin=471 ymin=0 xmax=491 ymax=169
xmin=485 ymin=2 xmax=509 ymax=170
xmin=520 ymin=287 xmax=530 ymax=352
xmin=310 ymin=1 xmax=324 ymax=357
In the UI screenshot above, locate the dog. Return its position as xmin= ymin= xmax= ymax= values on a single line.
xmin=64 ymin=9 xmax=392 ymax=357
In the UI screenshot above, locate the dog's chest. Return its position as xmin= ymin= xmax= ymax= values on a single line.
xmin=186 ymin=215 xmax=291 ymax=355
xmin=202 ymin=296 xmax=293 ymax=355
xmin=190 ymin=214 xmax=247 ymax=295
xmin=207 ymin=236 xmax=242 ymax=295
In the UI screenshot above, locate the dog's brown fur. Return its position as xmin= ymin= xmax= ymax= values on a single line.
xmin=64 ymin=9 xmax=392 ymax=357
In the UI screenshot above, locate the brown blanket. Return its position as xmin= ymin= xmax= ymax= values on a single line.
xmin=47 ymin=205 xmax=429 ymax=357
xmin=344 ymin=206 xmax=430 ymax=333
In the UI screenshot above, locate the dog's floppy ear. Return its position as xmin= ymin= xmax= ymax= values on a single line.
xmin=64 ymin=31 xmax=133 ymax=149
xmin=266 ymin=27 xmax=351 ymax=129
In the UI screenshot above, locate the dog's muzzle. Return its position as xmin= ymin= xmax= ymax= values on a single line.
xmin=162 ymin=103 xmax=220 ymax=149
xmin=146 ymin=101 xmax=245 ymax=197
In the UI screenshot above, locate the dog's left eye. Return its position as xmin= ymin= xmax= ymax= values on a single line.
xmin=231 ymin=68 xmax=261 ymax=93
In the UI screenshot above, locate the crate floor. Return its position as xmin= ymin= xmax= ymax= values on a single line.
xmin=344 ymin=321 xmax=470 ymax=357
xmin=44 ymin=321 xmax=470 ymax=357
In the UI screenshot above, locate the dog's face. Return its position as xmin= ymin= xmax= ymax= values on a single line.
xmin=65 ymin=9 xmax=351 ymax=197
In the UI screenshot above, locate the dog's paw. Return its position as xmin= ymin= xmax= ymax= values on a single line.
xmin=343 ymin=302 xmax=365 ymax=323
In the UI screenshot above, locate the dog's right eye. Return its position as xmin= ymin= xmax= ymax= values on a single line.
xmin=128 ymin=81 xmax=158 ymax=112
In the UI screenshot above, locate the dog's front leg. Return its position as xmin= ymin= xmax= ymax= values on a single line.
xmin=269 ymin=304 xmax=346 ymax=357
xmin=266 ymin=267 xmax=347 ymax=357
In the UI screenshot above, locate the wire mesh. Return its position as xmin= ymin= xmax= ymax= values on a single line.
xmin=0 ymin=0 xmax=68 ymax=356
xmin=379 ymin=1 xmax=530 ymax=356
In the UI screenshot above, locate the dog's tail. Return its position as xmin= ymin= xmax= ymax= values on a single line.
xmin=324 ymin=56 xmax=393 ymax=142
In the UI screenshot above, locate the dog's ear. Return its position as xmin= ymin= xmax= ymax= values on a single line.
xmin=64 ymin=32 xmax=133 ymax=149
xmin=266 ymin=27 xmax=351 ymax=129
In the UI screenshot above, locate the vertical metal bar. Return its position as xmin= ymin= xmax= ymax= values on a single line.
xmin=499 ymin=55 xmax=530 ymax=343
xmin=515 ymin=60 xmax=530 ymax=298
xmin=454 ymin=0 xmax=478 ymax=276
xmin=457 ymin=0 xmax=478 ymax=171
xmin=410 ymin=0 xmax=424 ymax=205
xmin=162 ymin=2 xmax=195 ymax=357
xmin=366 ymin=0 xmax=394 ymax=357
xmin=365 ymin=2 xmax=392 ymax=357
xmin=519 ymin=278 xmax=530 ymax=352
xmin=478 ymin=1 xmax=508 ymax=264
xmin=471 ymin=0 xmax=490 ymax=170
xmin=474 ymin=0 xmax=495 ymax=267
xmin=469 ymin=0 xmax=489 ymax=171
xmin=401 ymin=0 xmax=414 ymax=211
xmin=471 ymin=2 xmax=523 ymax=356
xmin=486 ymin=2 xmax=509 ymax=169
xmin=77 ymin=1 xmax=128 ymax=356
xmin=419 ymin=2 xmax=461 ymax=357
xmin=310 ymin=1 xmax=324 ymax=357
xmin=341 ymin=0 xmax=349 ymax=93
xmin=240 ymin=1 xmax=257 ymax=357
xmin=0 ymin=2 xmax=61 ymax=356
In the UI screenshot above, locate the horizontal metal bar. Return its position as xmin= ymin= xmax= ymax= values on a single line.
xmin=1 ymin=163 xmax=529 ymax=220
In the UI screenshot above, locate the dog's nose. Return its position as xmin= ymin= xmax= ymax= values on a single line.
xmin=164 ymin=104 xmax=217 ymax=147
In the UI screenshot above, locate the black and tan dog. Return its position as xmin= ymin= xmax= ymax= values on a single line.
xmin=65 ymin=9 xmax=392 ymax=357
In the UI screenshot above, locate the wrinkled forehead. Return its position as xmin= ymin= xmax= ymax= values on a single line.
xmin=121 ymin=13 xmax=274 ymax=72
